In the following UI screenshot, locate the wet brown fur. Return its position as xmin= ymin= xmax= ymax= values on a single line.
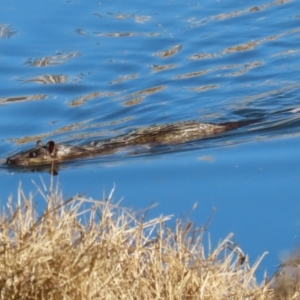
xmin=6 ymin=120 xmax=250 ymax=166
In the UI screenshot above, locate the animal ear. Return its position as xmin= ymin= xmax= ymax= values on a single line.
xmin=46 ymin=141 xmax=56 ymax=155
xmin=36 ymin=140 xmax=43 ymax=147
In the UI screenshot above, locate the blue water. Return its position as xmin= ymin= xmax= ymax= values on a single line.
xmin=1 ymin=0 xmax=300 ymax=279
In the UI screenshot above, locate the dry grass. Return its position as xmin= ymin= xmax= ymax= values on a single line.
xmin=0 ymin=181 xmax=297 ymax=299
xmin=271 ymin=252 xmax=300 ymax=300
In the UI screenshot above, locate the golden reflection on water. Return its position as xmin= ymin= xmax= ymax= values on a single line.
xmin=187 ymin=0 xmax=290 ymax=28
xmin=122 ymin=85 xmax=166 ymax=104
xmin=14 ymin=116 xmax=134 ymax=145
xmin=22 ymin=75 xmax=67 ymax=84
xmin=225 ymin=42 xmax=258 ymax=53
xmin=189 ymin=53 xmax=217 ymax=60
xmin=271 ymin=49 xmax=299 ymax=58
xmin=174 ymin=70 xmax=208 ymax=80
xmin=15 ymin=134 xmax=49 ymax=145
xmin=151 ymin=64 xmax=177 ymax=72
xmin=134 ymin=16 xmax=152 ymax=24
xmin=225 ymin=28 xmax=300 ymax=54
xmin=0 ymin=94 xmax=47 ymax=105
xmin=226 ymin=61 xmax=263 ymax=77
xmin=197 ymin=155 xmax=215 ymax=162
xmin=25 ymin=52 xmax=80 ymax=67
xmin=173 ymin=61 xmax=264 ymax=81
xmin=68 ymin=91 xmax=118 ymax=107
xmin=190 ymin=85 xmax=220 ymax=93
xmin=154 ymin=44 xmax=183 ymax=59
xmin=123 ymin=97 xmax=143 ymax=107
xmin=189 ymin=28 xmax=300 ymax=64
xmin=94 ymin=11 xmax=151 ymax=24
xmin=94 ymin=32 xmax=158 ymax=37
xmin=15 ymin=121 xmax=87 ymax=145
xmin=110 ymin=73 xmax=138 ymax=84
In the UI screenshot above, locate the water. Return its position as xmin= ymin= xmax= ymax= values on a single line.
xmin=1 ymin=0 xmax=300 ymax=279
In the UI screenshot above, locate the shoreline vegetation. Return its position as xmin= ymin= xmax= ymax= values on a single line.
xmin=0 ymin=182 xmax=298 ymax=299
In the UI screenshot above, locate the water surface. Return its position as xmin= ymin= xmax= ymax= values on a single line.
xmin=1 ymin=0 xmax=300 ymax=278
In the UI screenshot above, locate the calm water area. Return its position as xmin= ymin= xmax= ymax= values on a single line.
xmin=1 ymin=0 xmax=300 ymax=279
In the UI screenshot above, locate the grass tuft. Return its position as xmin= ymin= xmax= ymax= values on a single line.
xmin=0 ymin=182 xmax=296 ymax=299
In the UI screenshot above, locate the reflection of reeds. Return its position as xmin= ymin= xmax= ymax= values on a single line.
xmin=0 ymin=24 xmax=16 ymax=39
xmin=26 ymin=52 xmax=80 ymax=67
xmin=0 ymin=94 xmax=46 ymax=105
xmin=0 ymin=182 xmax=293 ymax=299
xmin=68 ymin=91 xmax=116 ymax=107
xmin=22 ymin=75 xmax=67 ymax=84
xmin=154 ymin=44 xmax=183 ymax=59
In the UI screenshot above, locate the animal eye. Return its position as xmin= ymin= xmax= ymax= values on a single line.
xmin=46 ymin=141 xmax=56 ymax=155
xmin=29 ymin=152 xmax=36 ymax=158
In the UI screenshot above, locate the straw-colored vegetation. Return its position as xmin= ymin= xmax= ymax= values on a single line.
xmin=0 ymin=181 xmax=298 ymax=299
